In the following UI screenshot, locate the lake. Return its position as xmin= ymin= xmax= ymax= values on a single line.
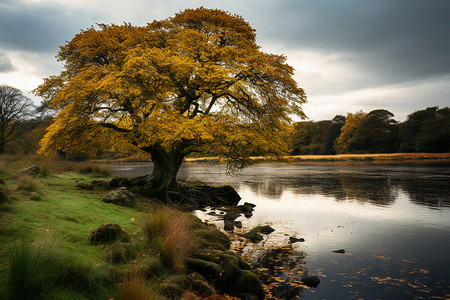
xmin=109 ymin=161 xmax=450 ymax=299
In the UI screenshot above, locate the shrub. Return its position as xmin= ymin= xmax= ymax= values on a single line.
xmin=17 ymin=177 xmax=41 ymax=194
xmin=29 ymin=192 xmax=43 ymax=201
xmin=142 ymin=207 xmax=194 ymax=272
xmin=38 ymin=165 xmax=51 ymax=178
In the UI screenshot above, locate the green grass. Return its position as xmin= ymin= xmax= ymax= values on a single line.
xmin=8 ymin=237 xmax=111 ymax=299
xmin=0 ymin=157 xmax=238 ymax=299
xmin=0 ymin=172 xmax=142 ymax=299
xmin=0 ymin=173 xmax=140 ymax=247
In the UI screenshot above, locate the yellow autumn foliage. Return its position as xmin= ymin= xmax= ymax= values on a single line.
xmin=34 ymin=8 xmax=306 ymax=170
xmin=334 ymin=111 xmax=367 ymax=154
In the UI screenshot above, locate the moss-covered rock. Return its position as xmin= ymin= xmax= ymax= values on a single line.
xmin=259 ymin=225 xmax=275 ymax=234
xmin=88 ymin=223 xmax=130 ymax=244
xmin=76 ymin=183 xmax=94 ymax=190
xmin=188 ymin=184 xmax=241 ymax=206
xmin=239 ymin=226 xmax=264 ymax=243
xmin=102 ymin=187 xmax=136 ymax=207
xmin=301 ymin=275 xmax=321 ymax=288
xmin=237 ymin=204 xmax=254 ymax=214
xmin=103 ymin=242 xmax=137 ymax=264
xmin=233 ymin=270 xmax=265 ymax=299
xmin=160 ymin=273 xmax=216 ymax=298
xmin=15 ymin=165 xmax=40 ymax=177
xmin=190 ymin=216 xmax=230 ymax=250
xmin=186 ymin=272 xmax=215 ymax=297
xmin=161 ymin=281 xmax=185 ymax=299
xmin=189 ymin=250 xmax=263 ymax=299
xmin=223 ymin=210 xmax=240 ymax=221
xmin=108 ymin=177 xmax=241 ymax=207
xmin=224 ymin=220 xmax=235 ymax=231
xmin=185 ymin=258 xmax=222 ymax=280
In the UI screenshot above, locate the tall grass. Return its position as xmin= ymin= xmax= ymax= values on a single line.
xmin=16 ymin=176 xmax=42 ymax=193
xmin=13 ymin=177 xmax=45 ymax=202
xmin=8 ymin=237 xmax=112 ymax=299
xmin=38 ymin=164 xmax=51 ymax=178
xmin=116 ymin=272 xmax=167 ymax=300
xmin=142 ymin=207 xmax=194 ymax=272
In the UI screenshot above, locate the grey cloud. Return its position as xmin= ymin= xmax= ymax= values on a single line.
xmin=0 ymin=1 xmax=100 ymax=53
xmin=0 ymin=52 xmax=14 ymax=72
xmin=248 ymin=0 xmax=450 ymax=87
xmin=1 ymin=0 xmax=448 ymax=116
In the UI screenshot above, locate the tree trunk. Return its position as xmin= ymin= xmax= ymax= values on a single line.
xmin=144 ymin=144 xmax=186 ymax=201
xmin=0 ymin=138 xmax=5 ymax=154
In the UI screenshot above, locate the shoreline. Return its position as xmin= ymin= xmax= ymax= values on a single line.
xmin=186 ymin=152 xmax=450 ymax=163
xmin=95 ymin=153 xmax=450 ymax=166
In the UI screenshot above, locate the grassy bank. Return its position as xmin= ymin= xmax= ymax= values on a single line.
xmin=184 ymin=152 xmax=450 ymax=164
xmin=0 ymin=156 xmax=244 ymax=299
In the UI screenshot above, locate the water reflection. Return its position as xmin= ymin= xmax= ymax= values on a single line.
xmin=228 ymin=163 xmax=450 ymax=208
xmin=109 ymin=162 xmax=450 ymax=299
xmin=338 ymin=174 xmax=398 ymax=205
xmin=399 ymin=176 xmax=450 ymax=207
xmin=108 ymin=162 xmax=450 ymax=208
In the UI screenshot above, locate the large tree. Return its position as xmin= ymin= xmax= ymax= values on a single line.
xmin=348 ymin=109 xmax=399 ymax=153
xmin=322 ymin=115 xmax=345 ymax=155
xmin=0 ymin=85 xmax=34 ymax=154
xmin=400 ymin=106 xmax=450 ymax=152
xmin=34 ymin=8 xmax=306 ymax=197
xmin=334 ymin=111 xmax=367 ymax=154
xmin=291 ymin=120 xmax=333 ymax=155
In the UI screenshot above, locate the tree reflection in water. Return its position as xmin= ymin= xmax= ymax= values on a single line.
xmin=110 ymin=161 xmax=450 ymax=299
xmin=234 ymin=162 xmax=450 ymax=208
xmin=109 ymin=161 xmax=450 ymax=208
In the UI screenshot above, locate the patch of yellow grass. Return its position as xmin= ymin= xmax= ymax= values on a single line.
xmin=288 ymin=153 xmax=450 ymax=161
xmin=142 ymin=207 xmax=195 ymax=271
xmin=184 ymin=153 xmax=450 ymax=164
xmin=117 ymin=272 xmax=166 ymax=300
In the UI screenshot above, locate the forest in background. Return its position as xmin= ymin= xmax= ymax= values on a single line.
xmin=290 ymin=106 xmax=450 ymax=155
xmin=3 ymin=106 xmax=450 ymax=158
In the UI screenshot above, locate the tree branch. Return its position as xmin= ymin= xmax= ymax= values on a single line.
xmin=99 ymin=122 xmax=131 ymax=133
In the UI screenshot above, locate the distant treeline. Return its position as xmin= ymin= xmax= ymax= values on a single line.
xmin=290 ymin=106 xmax=450 ymax=155
xmin=4 ymin=106 xmax=449 ymax=157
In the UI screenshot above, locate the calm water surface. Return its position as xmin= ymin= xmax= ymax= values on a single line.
xmin=110 ymin=162 xmax=450 ymax=299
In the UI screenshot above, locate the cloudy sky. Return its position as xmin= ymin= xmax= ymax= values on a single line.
xmin=1 ymin=0 xmax=449 ymax=121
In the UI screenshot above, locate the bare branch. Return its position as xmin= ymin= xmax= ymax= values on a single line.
xmin=0 ymin=85 xmax=35 ymax=153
